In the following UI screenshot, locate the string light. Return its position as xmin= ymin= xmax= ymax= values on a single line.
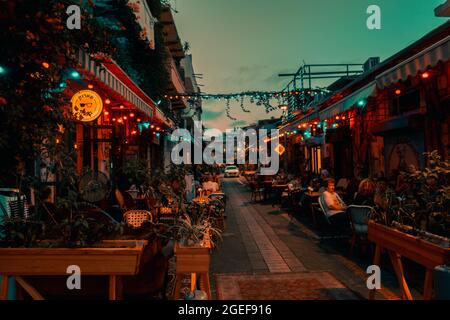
xmin=71 ymin=71 xmax=80 ymax=78
xmin=42 ymin=62 xmax=50 ymax=69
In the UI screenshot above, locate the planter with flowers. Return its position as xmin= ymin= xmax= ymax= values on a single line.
xmin=368 ymin=151 xmax=450 ymax=300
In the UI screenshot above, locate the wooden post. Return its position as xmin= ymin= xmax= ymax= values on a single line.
xmin=109 ymin=275 xmax=118 ymax=300
xmin=388 ymin=251 xmax=413 ymax=300
xmin=15 ymin=277 xmax=44 ymax=300
xmin=0 ymin=275 xmax=9 ymax=300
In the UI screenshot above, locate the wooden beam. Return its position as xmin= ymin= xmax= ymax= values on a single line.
xmin=15 ymin=277 xmax=45 ymax=300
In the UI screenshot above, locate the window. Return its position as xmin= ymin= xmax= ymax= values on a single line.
xmin=390 ymin=89 xmax=420 ymax=116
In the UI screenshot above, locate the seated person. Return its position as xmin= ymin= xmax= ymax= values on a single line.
xmin=353 ymin=178 xmax=376 ymax=206
xmin=287 ymin=176 xmax=302 ymax=191
xmin=322 ymin=178 xmax=349 ymax=231
xmin=202 ymin=175 xmax=220 ymax=193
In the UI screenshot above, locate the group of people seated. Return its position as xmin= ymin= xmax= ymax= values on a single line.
xmin=310 ymin=177 xmax=396 ymax=232
xmin=253 ymin=169 xmax=395 ymax=233
xmin=200 ymin=173 xmax=221 ymax=194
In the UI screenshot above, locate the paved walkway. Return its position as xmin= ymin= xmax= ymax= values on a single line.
xmin=210 ymin=178 xmax=422 ymax=300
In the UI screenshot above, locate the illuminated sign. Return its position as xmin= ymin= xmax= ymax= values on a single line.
xmin=71 ymin=90 xmax=103 ymax=122
xmin=274 ymin=144 xmax=285 ymax=155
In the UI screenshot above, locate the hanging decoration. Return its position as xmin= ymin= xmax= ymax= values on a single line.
xmin=162 ymin=89 xmax=322 ymax=101
xmin=240 ymin=96 xmax=251 ymax=113
xmin=225 ymin=98 xmax=237 ymax=120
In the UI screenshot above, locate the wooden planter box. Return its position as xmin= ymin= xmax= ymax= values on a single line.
xmin=174 ymin=242 xmax=210 ymax=274
xmin=368 ymin=221 xmax=450 ymax=300
xmin=173 ymin=242 xmax=212 ymax=299
xmin=0 ymin=240 xmax=147 ymax=300
xmin=368 ymin=221 xmax=450 ymax=269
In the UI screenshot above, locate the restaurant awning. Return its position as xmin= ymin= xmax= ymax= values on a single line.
xmin=319 ymin=82 xmax=377 ymax=120
xmin=279 ymin=110 xmax=319 ymax=134
xmin=376 ymin=35 xmax=450 ymax=89
xmin=78 ymin=51 xmax=156 ymax=119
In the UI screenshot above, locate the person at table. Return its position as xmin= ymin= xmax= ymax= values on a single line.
xmin=202 ymin=175 xmax=220 ymax=193
xmin=322 ymin=178 xmax=349 ymax=230
xmin=353 ymin=178 xmax=376 ymax=206
xmin=287 ymin=175 xmax=302 ymax=191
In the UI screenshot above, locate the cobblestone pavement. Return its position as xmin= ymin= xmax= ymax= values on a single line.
xmin=210 ymin=178 xmax=423 ymax=300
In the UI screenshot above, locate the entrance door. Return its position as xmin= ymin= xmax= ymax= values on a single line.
xmin=77 ymin=124 xmax=116 ymax=184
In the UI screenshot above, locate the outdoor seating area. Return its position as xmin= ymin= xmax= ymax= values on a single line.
xmin=0 ymin=164 xmax=226 ymax=301
xmin=2 ymin=0 xmax=450 ymax=309
xmin=240 ymin=149 xmax=450 ymax=299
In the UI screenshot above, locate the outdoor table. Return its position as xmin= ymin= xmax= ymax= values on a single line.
xmin=193 ymin=196 xmax=210 ymax=204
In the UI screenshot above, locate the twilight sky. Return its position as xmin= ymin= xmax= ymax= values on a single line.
xmin=172 ymin=0 xmax=447 ymax=131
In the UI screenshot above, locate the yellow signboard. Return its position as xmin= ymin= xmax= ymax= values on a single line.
xmin=71 ymin=90 xmax=103 ymax=122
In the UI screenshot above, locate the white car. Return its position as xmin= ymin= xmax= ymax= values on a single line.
xmin=224 ymin=165 xmax=240 ymax=177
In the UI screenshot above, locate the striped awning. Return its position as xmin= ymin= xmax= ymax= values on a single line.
xmin=376 ymin=36 xmax=450 ymax=89
xmin=78 ymin=51 xmax=155 ymax=119
xmin=319 ymin=82 xmax=377 ymax=120
xmin=279 ymin=110 xmax=319 ymax=134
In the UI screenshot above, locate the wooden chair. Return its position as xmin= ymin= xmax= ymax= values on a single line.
xmin=123 ymin=210 xmax=153 ymax=229
xmin=249 ymin=182 xmax=264 ymax=202
xmin=347 ymin=205 xmax=373 ymax=256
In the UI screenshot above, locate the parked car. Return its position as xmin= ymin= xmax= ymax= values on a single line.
xmin=224 ymin=165 xmax=240 ymax=177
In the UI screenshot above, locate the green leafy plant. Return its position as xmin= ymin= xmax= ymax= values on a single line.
xmin=373 ymin=150 xmax=450 ymax=239
xmin=170 ymin=212 xmax=222 ymax=248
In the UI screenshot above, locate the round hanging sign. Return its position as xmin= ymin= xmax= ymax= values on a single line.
xmin=71 ymin=90 xmax=103 ymax=122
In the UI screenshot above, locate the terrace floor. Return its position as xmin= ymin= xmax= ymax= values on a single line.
xmin=209 ymin=177 xmax=424 ymax=300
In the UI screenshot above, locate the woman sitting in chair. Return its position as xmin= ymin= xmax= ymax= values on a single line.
xmin=353 ymin=179 xmax=376 ymax=206
xmin=322 ymin=178 xmax=349 ymax=231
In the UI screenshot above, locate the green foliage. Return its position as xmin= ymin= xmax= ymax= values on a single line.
xmin=170 ymin=213 xmax=222 ymax=248
xmin=113 ymin=0 xmax=171 ymax=101
xmin=0 ymin=0 xmax=116 ymax=187
xmin=373 ymin=150 xmax=450 ymax=238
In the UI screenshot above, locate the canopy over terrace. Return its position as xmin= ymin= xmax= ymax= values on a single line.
xmin=376 ymin=35 xmax=450 ymax=90
xmin=278 ymin=110 xmax=320 ymax=134
xmin=77 ymin=50 xmax=173 ymax=129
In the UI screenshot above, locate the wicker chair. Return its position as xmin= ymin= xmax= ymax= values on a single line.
xmin=347 ymin=205 xmax=373 ymax=255
xmin=123 ymin=210 xmax=153 ymax=229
